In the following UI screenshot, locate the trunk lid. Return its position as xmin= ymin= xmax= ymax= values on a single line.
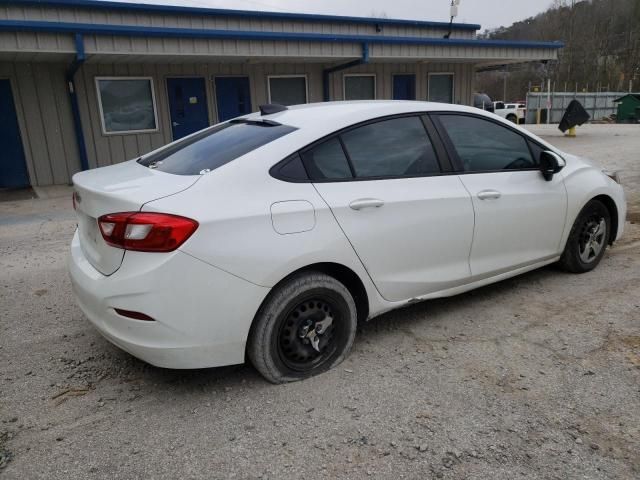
xmin=72 ymin=160 xmax=200 ymax=275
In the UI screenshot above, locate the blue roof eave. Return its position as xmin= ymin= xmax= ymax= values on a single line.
xmin=0 ymin=19 xmax=565 ymax=50
xmin=3 ymin=0 xmax=483 ymax=31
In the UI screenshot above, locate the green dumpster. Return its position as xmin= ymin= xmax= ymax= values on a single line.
xmin=614 ymin=94 xmax=640 ymax=123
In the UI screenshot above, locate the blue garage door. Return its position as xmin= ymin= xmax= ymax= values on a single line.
xmin=0 ymin=79 xmax=29 ymax=188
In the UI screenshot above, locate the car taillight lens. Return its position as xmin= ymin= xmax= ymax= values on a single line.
xmin=97 ymin=212 xmax=198 ymax=252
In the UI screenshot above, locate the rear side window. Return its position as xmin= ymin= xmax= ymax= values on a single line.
xmin=341 ymin=116 xmax=440 ymax=178
xmin=301 ymin=137 xmax=352 ymax=181
xmin=138 ymin=120 xmax=297 ymax=175
xmin=438 ymin=115 xmax=535 ymax=172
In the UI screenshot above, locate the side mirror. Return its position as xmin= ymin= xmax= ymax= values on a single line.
xmin=539 ymin=151 xmax=566 ymax=181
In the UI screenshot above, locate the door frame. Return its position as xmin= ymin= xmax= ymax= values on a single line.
xmin=0 ymin=76 xmax=31 ymax=187
xmin=427 ymin=72 xmax=455 ymax=103
xmin=164 ymin=75 xmax=211 ymax=141
xmin=212 ymin=75 xmax=253 ymax=123
xmin=391 ymin=73 xmax=417 ymax=100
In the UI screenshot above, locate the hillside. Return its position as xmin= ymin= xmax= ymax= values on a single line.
xmin=477 ymin=0 xmax=640 ymax=100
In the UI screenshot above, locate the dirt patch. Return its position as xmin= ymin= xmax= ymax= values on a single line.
xmin=609 ymin=335 xmax=640 ymax=368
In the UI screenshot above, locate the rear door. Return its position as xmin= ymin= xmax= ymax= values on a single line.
xmin=167 ymin=77 xmax=210 ymax=140
xmin=433 ymin=113 xmax=567 ymax=277
xmin=392 ymin=75 xmax=416 ymax=100
xmin=214 ymin=76 xmax=252 ymax=122
xmin=307 ymin=115 xmax=474 ymax=302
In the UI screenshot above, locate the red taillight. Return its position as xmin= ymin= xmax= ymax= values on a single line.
xmin=98 ymin=212 xmax=198 ymax=252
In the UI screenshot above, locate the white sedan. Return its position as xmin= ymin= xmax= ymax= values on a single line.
xmin=69 ymin=101 xmax=626 ymax=383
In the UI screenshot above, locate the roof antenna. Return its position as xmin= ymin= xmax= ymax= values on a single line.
xmin=443 ymin=0 xmax=461 ymax=39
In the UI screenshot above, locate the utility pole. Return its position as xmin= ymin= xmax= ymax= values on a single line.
xmin=503 ymin=69 xmax=508 ymax=101
xmin=547 ymin=78 xmax=551 ymax=124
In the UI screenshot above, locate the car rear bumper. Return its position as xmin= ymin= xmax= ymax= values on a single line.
xmin=68 ymin=230 xmax=270 ymax=369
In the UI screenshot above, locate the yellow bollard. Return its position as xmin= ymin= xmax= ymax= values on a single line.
xmin=565 ymin=126 xmax=577 ymax=137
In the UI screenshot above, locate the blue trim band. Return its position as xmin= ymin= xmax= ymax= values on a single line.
xmin=0 ymin=19 xmax=564 ymax=49
xmin=3 ymin=0 xmax=482 ymax=31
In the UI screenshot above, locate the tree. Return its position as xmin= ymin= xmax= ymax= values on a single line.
xmin=477 ymin=0 xmax=640 ymax=99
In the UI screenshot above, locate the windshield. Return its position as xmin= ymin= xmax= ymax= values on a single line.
xmin=138 ymin=120 xmax=297 ymax=175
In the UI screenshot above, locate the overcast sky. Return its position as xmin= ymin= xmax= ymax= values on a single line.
xmin=117 ymin=0 xmax=555 ymax=31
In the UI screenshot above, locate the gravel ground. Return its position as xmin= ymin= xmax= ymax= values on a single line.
xmin=1 ymin=125 xmax=639 ymax=479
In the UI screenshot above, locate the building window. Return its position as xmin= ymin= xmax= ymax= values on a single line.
xmin=95 ymin=77 xmax=158 ymax=134
xmin=268 ymin=75 xmax=308 ymax=106
xmin=344 ymin=74 xmax=376 ymax=100
xmin=428 ymin=73 xmax=454 ymax=103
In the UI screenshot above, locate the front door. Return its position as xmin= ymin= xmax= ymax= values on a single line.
xmin=393 ymin=74 xmax=416 ymax=100
xmin=434 ymin=113 xmax=568 ymax=277
xmin=214 ymin=76 xmax=252 ymax=122
xmin=167 ymin=77 xmax=209 ymax=140
xmin=0 ymin=79 xmax=29 ymax=188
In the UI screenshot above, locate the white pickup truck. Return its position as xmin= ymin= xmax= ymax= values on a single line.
xmin=493 ymin=102 xmax=526 ymax=124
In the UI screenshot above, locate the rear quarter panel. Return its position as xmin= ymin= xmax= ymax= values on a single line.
xmin=141 ymin=141 xmax=387 ymax=315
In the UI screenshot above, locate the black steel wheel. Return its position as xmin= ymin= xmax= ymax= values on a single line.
xmin=248 ymin=272 xmax=357 ymax=383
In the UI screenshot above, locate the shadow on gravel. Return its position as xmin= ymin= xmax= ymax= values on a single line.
xmin=92 ymin=264 xmax=561 ymax=393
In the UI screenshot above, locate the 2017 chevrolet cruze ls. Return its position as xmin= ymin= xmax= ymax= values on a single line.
xmin=69 ymin=101 xmax=626 ymax=383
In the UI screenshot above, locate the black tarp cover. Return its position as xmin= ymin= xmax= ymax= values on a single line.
xmin=558 ymin=100 xmax=590 ymax=132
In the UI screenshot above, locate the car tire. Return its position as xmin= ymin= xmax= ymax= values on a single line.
xmin=506 ymin=114 xmax=518 ymax=124
xmin=247 ymin=271 xmax=357 ymax=383
xmin=559 ymin=199 xmax=611 ymax=273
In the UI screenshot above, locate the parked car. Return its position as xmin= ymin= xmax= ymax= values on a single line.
xmin=69 ymin=101 xmax=626 ymax=383
xmin=493 ymin=101 xmax=527 ymax=124
xmin=473 ymin=93 xmax=494 ymax=113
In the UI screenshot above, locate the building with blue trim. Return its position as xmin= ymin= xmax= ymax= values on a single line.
xmin=0 ymin=0 xmax=562 ymax=187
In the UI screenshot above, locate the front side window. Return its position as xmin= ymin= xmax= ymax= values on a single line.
xmin=96 ymin=77 xmax=158 ymax=134
xmin=268 ymin=76 xmax=307 ymax=106
xmin=340 ymin=116 xmax=440 ymax=178
xmin=428 ymin=73 xmax=454 ymax=103
xmin=344 ymin=75 xmax=376 ymax=100
xmin=438 ymin=115 xmax=535 ymax=172
xmin=138 ymin=120 xmax=297 ymax=175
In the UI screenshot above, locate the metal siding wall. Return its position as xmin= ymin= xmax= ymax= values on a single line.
xmin=0 ymin=61 xmax=80 ymax=186
xmin=2 ymin=4 xmax=472 ymax=39
xmin=0 ymin=59 xmax=475 ymax=186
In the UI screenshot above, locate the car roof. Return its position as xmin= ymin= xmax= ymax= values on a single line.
xmin=243 ymin=100 xmax=481 ymax=132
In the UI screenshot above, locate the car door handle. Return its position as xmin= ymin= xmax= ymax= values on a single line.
xmin=477 ymin=190 xmax=502 ymax=200
xmin=172 ymin=121 xmax=180 ymax=127
xmin=349 ymin=198 xmax=385 ymax=210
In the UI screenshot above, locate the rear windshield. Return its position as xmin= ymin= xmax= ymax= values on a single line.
xmin=138 ymin=120 xmax=297 ymax=175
